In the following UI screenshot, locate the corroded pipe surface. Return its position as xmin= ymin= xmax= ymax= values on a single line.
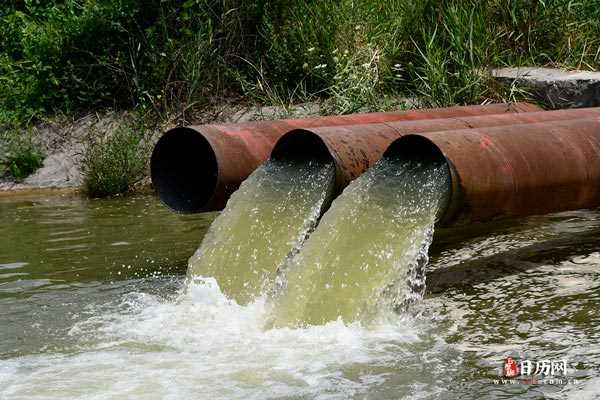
xmin=384 ymin=117 xmax=600 ymax=225
xmin=151 ymin=103 xmax=539 ymax=212
xmin=271 ymin=108 xmax=600 ymax=193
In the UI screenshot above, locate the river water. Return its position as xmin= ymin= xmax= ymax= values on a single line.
xmin=1 ymin=191 xmax=600 ymax=399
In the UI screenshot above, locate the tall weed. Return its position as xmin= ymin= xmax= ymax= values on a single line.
xmin=81 ymin=121 xmax=150 ymax=197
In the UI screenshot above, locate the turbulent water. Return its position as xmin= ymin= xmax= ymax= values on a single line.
xmin=3 ymin=192 xmax=600 ymax=399
xmin=187 ymin=159 xmax=335 ymax=305
xmin=268 ymin=157 xmax=450 ymax=327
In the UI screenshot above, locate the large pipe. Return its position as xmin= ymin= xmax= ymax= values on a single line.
xmin=384 ymin=117 xmax=600 ymax=226
xmin=151 ymin=103 xmax=539 ymax=212
xmin=270 ymin=108 xmax=600 ymax=194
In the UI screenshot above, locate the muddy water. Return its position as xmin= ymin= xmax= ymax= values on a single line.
xmin=269 ymin=157 xmax=450 ymax=327
xmin=1 ymin=192 xmax=600 ymax=399
xmin=0 ymin=192 xmax=215 ymax=359
xmin=188 ymin=159 xmax=335 ymax=305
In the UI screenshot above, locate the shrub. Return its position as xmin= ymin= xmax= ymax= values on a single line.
xmin=2 ymin=0 xmax=600 ymax=125
xmin=406 ymin=2 xmax=493 ymax=106
xmin=324 ymin=44 xmax=385 ymax=114
xmin=0 ymin=1 xmax=263 ymax=125
xmin=0 ymin=130 xmax=45 ymax=181
xmin=81 ymin=121 xmax=150 ymax=197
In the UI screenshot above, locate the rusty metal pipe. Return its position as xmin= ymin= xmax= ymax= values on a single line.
xmin=151 ymin=103 xmax=539 ymax=213
xmin=384 ymin=117 xmax=600 ymax=226
xmin=270 ymin=108 xmax=600 ymax=194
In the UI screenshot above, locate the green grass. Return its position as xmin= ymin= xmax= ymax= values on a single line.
xmin=2 ymin=0 xmax=600 ymax=134
xmin=3 ymin=0 xmax=599 ymax=192
xmin=0 ymin=129 xmax=45 ymax=181
xmin=81 ymin=121 xmax=150 ymax=197
xmin=237 ymin=0 xmax=600 ymax=112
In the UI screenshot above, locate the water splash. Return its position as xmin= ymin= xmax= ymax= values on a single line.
xmin=3 ymin=194 xmax=600 ymax=399
xmin=187 ymin=159 xmax=335 ymax=305
xmin=0 ymin=277 xmax=428 ymax=400
xmin=268 ymin=156 xmax=450 ymax=327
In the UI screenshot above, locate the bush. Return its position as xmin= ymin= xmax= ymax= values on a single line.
xmin=2 ymin=0 xmax=600 ymax=126
xmin=0 ymin=130 xmax=45 ymax=181
xmin=406 ymin=2 xmax=494 ymax=106
xmin=81 ymin=121 xmax=150 ymax=197
xmin=0 ymin=1 xmax=263 ymax=125
xmin=0 ymin=1 xmax=139 ymax=122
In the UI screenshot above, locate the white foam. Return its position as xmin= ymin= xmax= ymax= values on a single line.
xmin=1 ymin=278 xmax=423 ymax=400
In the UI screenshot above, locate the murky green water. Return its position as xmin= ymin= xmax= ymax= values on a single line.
xmin=188 ymin=159 xmax=335 ymax=305
xmin=270 ymin=157 xmax=449 ymax=327
xmin=0 ymin=192 xmax=215 ymax=359
xmin=1 ymin=192 xmax=600 ymax=399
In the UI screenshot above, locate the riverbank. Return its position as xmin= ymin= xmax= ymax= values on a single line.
xmin=0 ymin=101 xmax=328 ymax=194
xmin=1 ymin=113 xmax=124 ymax=192
xmin=3 ymin=66 xmax=600 ymax=195
xmin=3 ymin=1 xmax=600 ymax=196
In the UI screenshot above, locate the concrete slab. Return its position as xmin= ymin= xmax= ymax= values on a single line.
xmin=492 ymin=67 xmax=600 ymax=109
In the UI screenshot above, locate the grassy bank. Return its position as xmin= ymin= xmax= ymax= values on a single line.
xmin=2 ymin=0 xmax=599 ymax=194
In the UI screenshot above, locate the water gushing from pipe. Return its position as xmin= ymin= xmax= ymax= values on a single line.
xmin=267 ymin=154 xmax=450 ymax=327
xmin=187 ymin=158 xmax=335 ymax=305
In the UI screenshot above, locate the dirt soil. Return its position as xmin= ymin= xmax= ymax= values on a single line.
xmin=0 ymin=102 xmax=322 ymax=193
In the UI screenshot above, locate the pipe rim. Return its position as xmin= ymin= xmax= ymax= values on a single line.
xmin=270 ymin=129 xmax=343 ymax=192
xmin=269 ymin=128 xmax=339 ymax=216
xmin=383 ymin=134 xmax=460 ymax=225
xmin=150 ymin=127 xmax=218 ymax=213
xmin=270 ymin=129 xmax=336 ymax=165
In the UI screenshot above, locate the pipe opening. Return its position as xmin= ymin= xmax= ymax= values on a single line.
xmin=270 ymin=129 xmax=334 ymax=165
xmin=150 ymin=127 xmax=217 ymax=213
xmin=383 ymin=135 xmax=456 ymax=224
